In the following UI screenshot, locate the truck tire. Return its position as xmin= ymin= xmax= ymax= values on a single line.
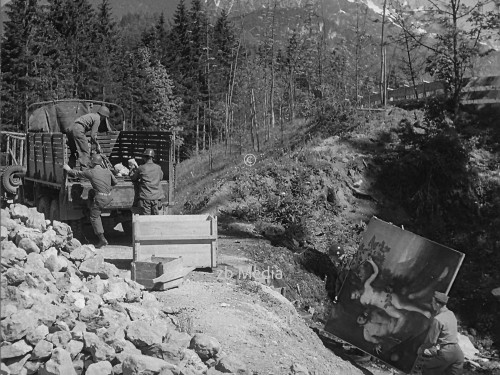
xmin=37 ymin=196 xmax=51 ymax=220
xmin=1 ymin=165 xmax=25 ymax=195
xmin=49 ymin=199 xmax=60 ymax=222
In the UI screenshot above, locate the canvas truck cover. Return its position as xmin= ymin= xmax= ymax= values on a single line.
xmin=28 ymin=101 xmax=94 ymax=133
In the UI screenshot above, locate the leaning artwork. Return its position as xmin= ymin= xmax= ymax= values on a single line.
xmin=324 ymin=217 xmax=465 ymax=373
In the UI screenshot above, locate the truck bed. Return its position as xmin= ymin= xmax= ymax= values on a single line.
xmin=26 ymin=131 xmax=175 ymax=209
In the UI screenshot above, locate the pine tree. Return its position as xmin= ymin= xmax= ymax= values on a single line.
xmin=93 ymin=0 xmax=119 ymax=101
xmin=1 ymin=0 xmax=40 ymax=129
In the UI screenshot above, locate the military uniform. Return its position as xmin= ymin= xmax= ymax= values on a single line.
xmin=68 ymin=109 xmax=110 ymax=167
xmin=420 ymin=293 xmax=464 ymax=375
xmin=67 ymin=164 xmax=117 ymax=237
xmin=130 ymin=159 xmax=164 ymax=215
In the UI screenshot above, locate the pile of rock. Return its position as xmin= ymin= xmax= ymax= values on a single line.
xmin=1 ymin=204 xmax=247 ymax=375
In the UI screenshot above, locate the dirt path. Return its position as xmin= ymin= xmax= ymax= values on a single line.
xmin=95 ymin=227 xmax=402 ymax=375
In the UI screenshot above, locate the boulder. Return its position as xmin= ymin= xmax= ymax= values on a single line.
xmin=1 ymin=303 xmax=17 ymax=320
xmin=24 ymin=360 xmax=43 ymax=375
xmin=4 ymin=267 xmax=26 ymax=285
xmin=9 ymin=204 xmax=30 ymax=222
xmin=63 ymin=238 xmax=82 ymax=254
xmin=67 ymin=340 xmax=84 ymax=359
xmin=38 ymin=348 xmax=77 ymax=375
xmin=1 ymin=242 xmax=27 ymax=265
xmin=290 ymin=363 xmax=309 ymax=375
xmin=18 ymin=238 xmax=41 ymax=254
xmin=178 ymin=348 xmax=207 ymax=374
xmin=83 ymin=332 xmax=116 ymax=362
xmin=1 ymin=226 xmax=8 ymax=240
xmin=0 ymin=339 xmax=33 ymax=359
xmin=214 ymin=355 xmax=248 ymax=374
xmin=86 ymin=361 xmax=113 ymax=375
xmin=31 ymin=339 xmax=54 ymax=360
xmin=125 ymin=321 xmax=165 ymax=348
xmin=0 ymin=309 xmax=38 ymax=342
xmin=79 ymin=255 xmax=119 ymax=279
xmin=15 ymin=227 xmax=44 ymax=249
xmin=41 ymin=229 xmax=64 ymax=251
xmin=3 ymin=353 xmax=30 ymax=374
xmin=44 ymin=255 xmax=68 ymax=273
xmin=69 ymin=246 xmax=95 ymax=262
xmin=49 ymin=330 xmax=72 ymax=349
xmin=121 ymin=354 xmax=177 ymax=375
xmin=189 ymin=334 xmax=221 ymax=361
xmin=26 ymin=208 xmax=47 ymax=231
xmin=26 ymin=324 xmax=49 ymax=345
xmin=51 ymin=221 xmax=72 ymax=239
xmin=142 ymin=343 xmax=184 ymax=365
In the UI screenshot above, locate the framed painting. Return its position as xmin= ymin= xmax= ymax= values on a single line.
xmin=324 ymin=217 xmax=465 ymax=373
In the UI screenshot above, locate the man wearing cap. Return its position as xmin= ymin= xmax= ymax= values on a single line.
xmin=418 ymin=291 xmax=464 ymax=374
xmin=68 ymin=106 xmax=111 ymax=167
xmin=63 ymin=154 xmax=117 ymax=248
xmin=128 ymin=148 xmax=164 ymax=215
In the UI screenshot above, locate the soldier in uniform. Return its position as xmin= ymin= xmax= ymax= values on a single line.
xmin=129 ymin=148 xmax=164 ymax=215
xmin=63 ymin=154 xmax=117 ymax=248
xmin=418 ymin=291 xmax=464 ymax=375
xmin=68 ymin=106 xmax=111 ymax=167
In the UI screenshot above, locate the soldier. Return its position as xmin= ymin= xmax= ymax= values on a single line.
xmin=418 ymin=291 xmax=464 ymax=375
xmin=68 ymin=106 xmax=111 ymax=167
xmin=129 ymin=148 xmax=164 ymax=215
xmin=63 ymin=154 xmax=117 ymax=248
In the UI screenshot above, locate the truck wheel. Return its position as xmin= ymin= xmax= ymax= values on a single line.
xmin=1 ymin=165 xmax=25 ymax=195
xmin=37 ymin=196 xmax=51 ymax=220
xmin=49 ymin=199 xmax=60 ymax=222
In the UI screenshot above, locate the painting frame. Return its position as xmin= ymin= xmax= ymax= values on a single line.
xmin=324 ymin=217 xmax=465 ymax=373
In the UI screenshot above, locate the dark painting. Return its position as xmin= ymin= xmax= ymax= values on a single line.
xmin=324 ymin=217 xmax=465 ymax=373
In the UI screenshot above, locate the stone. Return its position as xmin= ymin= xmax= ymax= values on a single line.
xmin=1 ymin=226 xmax=8 ymax=240
xmin=178 ymin=348 xmax=207 ymax=375
xmin=168 ymin=331 xmax=192 ymax=349
xmin=41 ymin=247 xmax=58 ymax=262
xmin=69 ymin=246 xmax=95 ymax=262
xmin=26 ymin=325 xmax=49 ymax=345
xmin=86 ymin=361 xmax=113 ymax=375
xmin=121 ymin=354 xmax=177 ymax=375
xmin=142 ymin=343 xmax=184 ymax=365
xmin=41 ymin=229 xmax=63 ymax=251
xmin=25 ymin=208 xmax=47 ymax=231
xmin=49 ymin=330 xmax=72 ymax=349
xmin=38 ymin=348 xmax=77 ymax=375
xmin=121 ymin=304 xmax=151 ymax=321
xmin=9 ymin=204 xmax=30 ymax=222
xmin=31 ymin=340 xmax=54 ymax=360
xmin=80 ymin=255 xmax=113 ymax=278
xmin=0 ymin=340 xmax=33 ymax=359
xmin=51 ymin=221 xmax=72 ymax=239
xmin=25 ymin=252 xmax=44 ymax=269
xmin=24 ymin=360 xmax=43 ymax=375
xmin=0 ymin=362 xmax=10 ymax=374
xmin=1 ymin=303 xmax=18 ymax=320
xmin=16 ymin=237 xmax=40 ymax=254
xmin=492 ymin=287 xmax=500 ymax=300
xmin=15 ymin=227 xmax=44 ymax=249
xmin=4 ymin=353 xmax=30 ymax=374
xmin=85 ymin=276 xmax=107 ymax=295
xmin=0 ymin=309 xmax=38 ymax=342
xmin=4 ymin=267 xmax=25 ymax=285
xmin=215 ymin=356 xmax=248 ymax=374
xmin=65 ymin=292 xmax=86 ymax=310
xmin=83 ymin=332 xmax=116 ymax=362
xmin=1 ymin=242 xmax=27 ymax=265
xmin=189 ymin=334 xmax=221 ymax=361
xmin=125 ymin=321 xmax=164 ymax=348
xmin=44 ymin=255 xmax=68 ymax=273
xmin=67 ymin=340 xmax=84 ymax=359
xmin=71 ymin=321 xmax=87 ymax=341
xmin=112 ymin=363 xmax=123 ymax=375
xmin=63 ymin=238 xmax=81 ymax=253
xmin=114 ymin=342 xmax=142 ymax=364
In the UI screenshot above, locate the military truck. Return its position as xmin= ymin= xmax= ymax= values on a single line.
xmin=1 ymin=99 xmax=176 ymax=237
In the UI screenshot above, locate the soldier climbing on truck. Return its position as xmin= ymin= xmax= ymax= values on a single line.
xmin=67 ymin=105 xmax=112 ymax=168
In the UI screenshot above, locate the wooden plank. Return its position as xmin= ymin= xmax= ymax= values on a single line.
xmin=134 ymin=243 xmax=213 ymax=267
xmin=135 ymin=234 xmax=217 ymax=241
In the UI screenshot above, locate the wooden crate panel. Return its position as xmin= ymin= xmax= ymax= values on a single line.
xmin=133 ymin=214 xmax=217 ymax=269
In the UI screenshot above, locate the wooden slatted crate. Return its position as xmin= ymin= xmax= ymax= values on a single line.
xmin=132 ymin=214 xmax=217 ymax=269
